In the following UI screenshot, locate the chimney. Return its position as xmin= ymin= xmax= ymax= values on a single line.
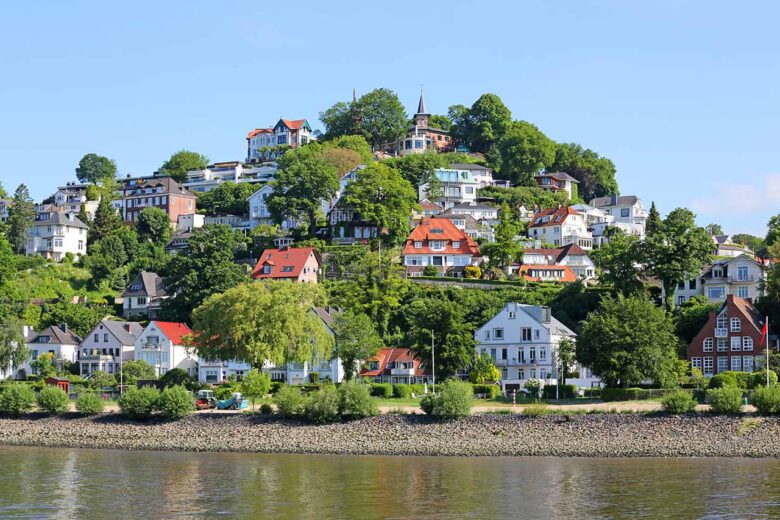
xmin=611 ymin=194 xmax=617 ymax=206
xmin=60 ymin=323 xmax=68 ymax=333
xmin=125 ymin=323 xmax=132 ymax=332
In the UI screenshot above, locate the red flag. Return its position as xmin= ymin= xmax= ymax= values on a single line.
xmin=761 ymin=319 xmax=769 ymax=346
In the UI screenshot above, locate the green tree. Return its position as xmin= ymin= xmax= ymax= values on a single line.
xmin=332 ymin=311 xmax=383 ymax=381
xmin=7 ymin=184 xmax=35 ymax=254
xmin=159 ymin=367 xmax=192 ymax=387
xmin=136 ymin=207 xmax=171 ymax=244
xmin=480 ymin=203 xmax=522 ymax=270
xmin=239 ymin=368 xmax=271 ymax=410
xmin=756 ymin=243 xmax=780 ymax=334
xmin=117 ymin=359 xmax=156 ymax=385
xmin=468 ymin=353 xmax=500 ymax=384
xmin=0 ymin=314 xmax=27 ymax=379
xmin=548 ymin=143 xmax=618 ymax=200
xmin=353 ymin=88 xmax=408 ymax=149
xmin=675 ymin=296 xmax=720 ymax=345
xmin=766 ymin=214 xmax=780 ymax=249
xmin=0 ymin=234 xmax=16 ymax=288
xmin=189 ymin=281 xmax=333 ymax=369
xmin=88 ymin=370 xmax=117 ymax=390
xmin=340 ymin=162 xmax=418 ymax=244
xmin=196 ymin=181 xmax=256 ymax=216
xmin=267 ymin=146 xmax=339 ymax=237
xmin=75 ymin=153 xmax=117 ymax=185
xmin=591 ymin=230 xmax=644 ymax=296
xmin=89 ymin=198 xmax=122 ymax=245
xmin=39 ymin=302 xmax=112 ymax=338
xmin=705 ymin=223 xmax=724 ymax=236
xmin=158 ymin=150 xmax=209 ymax=183
xmin=386 ymin=151 xmax=446 ymax=186
xmin=31 ymin=352 xmax=58 ymax=379
xmin=642 ymin=208 xmax=713 ymax=312
xmin=319 ymin=101 xmax=358 ymax=140
xmin=557 ymin=337 xmax=575 ymax=387
xmin=497 ymin=121 xmax=556 ymax=186
xmin=326 ymin=135 xmax=373 ymax=163
xmin=576 ymin=295 xmax=680 ymax=388
xmin=428 ymin=114 xmax=452 ymax=130
xmin=456 ymin=93 xmax=512 ymax=153
xmin=161 ymin=224 xmax=246 ymax=322
xmin=645 ymin=202 xmax=661 ymax=235
xmin=0 ymin=181 xmax=6 ymax=198
xmin=320 ymin=147 xmax=363 ymax=176
xmin=447 ymin=104 xmax=470 ymax=144
xmin=732 ymin=233 xmax=765 ymax=256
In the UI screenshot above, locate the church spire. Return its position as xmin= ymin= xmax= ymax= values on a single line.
xmin=416 ymin=88 xmax=428 ymax=115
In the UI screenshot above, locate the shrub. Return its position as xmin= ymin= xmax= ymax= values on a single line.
xmin=270 ymin=382 xmax=285 ymax=394
xmin=523 ymin=403 xmax=549 ymax=417
xmin=392 ymin=384 xmax=413 ymax=398
xmin=215 ymin=383 xmax=237 ymax=400
xmin=601 ymin=387 xmax=653 ymax=401
xmin=751 ymin=370 xmax=778 ymax=389
xmin=88 ymin=371 xmax=117 ymax=390
xmin=305 ymin=385 xmax=340 ymax=424
xmin=422 ymin=265 xmax=439 ymax=277
xmin=36 ymin=386 xmax=70 ymax=414
xmin=339 ymin=380 xmax=378 ymax=420
xmin=309 ymin=372 xmax=320 ymax=384
xmin=0 ymin=383 xmax=36 ymax=415
xmin=370 ymin=383 xmax=393 ymax=398
xmin=464 ymin=265 xmax=481 ymax=279
xmin=750 ymin=385 xmax=780 ymax=415
xmin=159 ymin=368 xmax=192 ymax=388
xmin=709 ymin=372 xmax=739 ymax=389
xmin=75 ymin=392 xmax=104 ymax=415
xmin=706 ymin=387 xmax=743 ymax=414
xmin=523 ymin=379 xmax=543 ymax=399
xmin=118 ymin=387 xmax=160 ymax=419
xmin=259 ymin=403 xmax=273 ymax=415
xmin=420 ymin=380 xmax=473 ymax=419
xmin=661 ymin=389 xmax=697 ymax=414
xmin=274 ymin=385 xmax=306 ymax=418
xmin=156 ymin=386 xmax=194 ymax=420
xmin=472 ymin=384 xmax=500 ymax=399
xmin=541 ymin=384 xmax=577 ymax=400
xmin=410 ymin=383 xmax=426 ymax=396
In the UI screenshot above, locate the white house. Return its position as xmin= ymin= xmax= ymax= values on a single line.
xmin=0 ymin=199 xmax=10 ymax=222
xmin=24 ymin=325 xmax=81 ymax=376
xmin=711 ymin=235 xmax=754 ymax=258
xmin=589 ymin=195 xmax=648 ymax=239
xmin=53 ymin=183 xmax=100 ymax=220
xmin=418 ymin=168 xmax=478 ymax=210
xmin=183 ymin=161 xmax=277 ymax=193
xmin=25 ymin=211 xmax=88 ymax=261
xmin=449 ymin=163 xmax=494 ymax=189
xmin=246 ymin=119 xmax=316 ymax=163
xmin=448 ymin=202 xmax=498 ymax=222
xmin=519 ymin=244 xmax=596 ymax=279
xmin=248 ymin=185 xmax=298 ymax=230
xmin=474 ymin=303 xmax=598 ymax=392
xmin=134 ymin=321 xmax=198 ymax=378
xmin=79 ymin=320 xmax=144 ymax=377
xmin=122 ymin=271 xmax=169 ymax=319
xmin=673 ymin=254 xmax=766 ymax=307
xmin=528 ymin=206 xmax=593 ymax=250
xmin=535 ymin=172 xmax=579 ymax=200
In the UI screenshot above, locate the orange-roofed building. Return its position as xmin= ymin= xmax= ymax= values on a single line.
xmin=516 ymin=264 xmax=577 ymax=283
xmin=251 ymin=246 xmax=320 ymax=283
xmin=528 ymin=206 xmax=593 ymax=250
xmin=134 ymin=321 xmax=198 ymax=378
xmin=402 ymin=217 xmax=481 ymax=277
xmin=359 ymin=347 xmax=432 ymax=385
xmin=246 ymin=118 xmax=316 ymax=163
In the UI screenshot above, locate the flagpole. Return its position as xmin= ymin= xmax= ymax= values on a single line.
xmin=767 ymin=315 xmax=771 ymax=388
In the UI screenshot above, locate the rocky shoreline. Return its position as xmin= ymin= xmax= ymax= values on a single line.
xmin=0 ymin=412 xmax=778 ymax=457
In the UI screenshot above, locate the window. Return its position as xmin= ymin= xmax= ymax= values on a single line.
xmin=708 ymin=287 xmax=726 ymax=300
xmin=703 ymin=357 xmax=713 ymax=374
xmin=620 ymin=208 xmax=630 ymax=218
xmin=493 ymin=328 xmax=504 ymax=340
xmin=731 ymin=356 xmax=742 ymax=372
xmin=501 ymin=348 xmax=507 ymax=360
xmin=737 ymin=265 xmax=749 ymax=281
xmin=731 ymin=337 xmax=741 ymax=351
xmin=54 ymin=238 xmax=63 ymax=248
xmin=414 ymin=140 xmax=423 ymax=149
xmin=281 ymin=266 xmax=294 ymax=272
xmin=484 ymin=330 xmax=491 ymax=340
xmin=508 ymin=311 xmax=516 ymax=319
xmin=743 ymin=337 xmax=753 ymax=351
xmin=689 ymin=280 xmax=696 ymax=290
xmin=539 ymin=348 xmax=547 ymax=360
xmin=529 ymin=348 xmax=536 ymax=361
xmin=452 ymin=241 xmax=461 ymax=249
xmin=534 ymin=329 xmax=540 ymax=339
xmin=103 ymin=333 xmax=109 ymax=342
xmin=414 ymin=241 xmax=422 ymax=249
xmin=263 ymin=265 xmax=271 ymax=274
xmin=712 ymin=268 xmax=724 ymax=278
xmin=465 ymin=187 xmax=474 ymax=194
xmin=717 ymin=357 xmax=728 ymax=373
xmin=730 ymin=318 xmax=741 ymax=332
xmin=738 ymin=286 xmax=749 ymax=299
xmin=521 ymin=328 xmax=532 ymax=342
xmin=716 ymin=338 xmax=728 ymax=352
xmin=677 ymin=296 xmax=686 ymax=306
xmin=717 ymin=316 xmax=728 ymax=329
xmin=692 ymin=357 xmax=702 ymax=370
xmin=703 ymin=338 xmax=713 ymax=352
xmin=94 ymin=334 xmax=99 ymax=342
xmin=743 ymin=356 xmax=754 ymax=372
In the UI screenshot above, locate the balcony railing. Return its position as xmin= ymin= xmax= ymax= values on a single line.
xmin=714 ymin=328 xmax=728 ymax=338
xmin=391 ymin=368 xmax=415 ymax=376
xmin=729 ymin=276 xmax=757 ymax=283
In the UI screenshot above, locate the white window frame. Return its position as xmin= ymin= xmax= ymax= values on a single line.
xmin=743 ymin=337 xmax=753 ymax=351
xmin=731 ymin=336 xmax=742 ymax=351
xmin=730 ymin=318 xmax=741 ymax=332
xmin=703 ymin=337 xmax=713 ymax=352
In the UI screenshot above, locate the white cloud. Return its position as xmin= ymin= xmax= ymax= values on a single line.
xmin=690 ymin=173 xmax=780 ymax=218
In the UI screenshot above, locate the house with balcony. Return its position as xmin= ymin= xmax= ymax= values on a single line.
xmin=528 ymin=206 xmax=592 ymax=250
xmin=24 ymin=325 xmax=81 ymax=376
xmin=418 ymin=168 xmax=478 ymax=210
xmin=247 ymin=184 xmax=300 ymax=231
xmin=535 ymin=172 xmax=579 ymax=200
xmin=246 ymin=119 xmax=315 ymax=163
xmin=117 ymin=175 xmax=197 ymax=226
xmin=673 ymin=254 xmax=766 ymax=306
xmin=687 ymin=295 xmax=777 ymax=376
xmin=25 ymin=211 xmax=87 ymax=261
xmin=251 ymin=246 xmax=320 ymax=283
xmin=122 ymin=271 xmax=169 ymax=319
xmin=589 ymin=195 xmax=648 ymax=239
xmin=134 ymin=321 xmax=197 ymax=378
xmin=402 ymin=217 xmax=482 ymax=277
xmin=711 ymin=235 xmax=755 ymax=258
xmin=449 ymin=163 xmax=494 ymax=189
xmin=359 ymin=347 xmax=432 ymax=385
xmin=183 ymin=161 xmax=277 ymax=193
xmin=79 ymin=320 xmax=144 ymax=377
xmin=474 ymin=303 xmax=597 ymax=392
xmin=513 ymin=244 xmax=596 ymax=279
xmin=53 ymin=182 xmax=100 ymax=220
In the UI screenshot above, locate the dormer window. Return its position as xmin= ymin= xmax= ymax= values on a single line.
xmin=263 ymin=265 xmax=271 ymax=274
xmin=38 ymin=336 xmax=50 ymax=343
xmin=414 ymin=241 xmax=422 ymax=249
xmin=281 ymin=266 xmax=294 ymax=272
xmin=452 ymin=241 xmax=461 ymax=249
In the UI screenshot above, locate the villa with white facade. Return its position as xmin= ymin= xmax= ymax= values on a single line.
xmin=183 ymin=161 xmax=277 ymax=193
xmin=418 ymin=168 xmax=478 ymax=210
xmin=25 ymin=211 xmax=88 ymax=261
xmin=528 ymin=206 xmax=593 ymax=250
xmin=134 ymin=321 xmax=198 ymax=378
xmin=673 ymin=254 xmax=766 ymax=306
xmin=79 ymin=320 xmax=144 ymax=377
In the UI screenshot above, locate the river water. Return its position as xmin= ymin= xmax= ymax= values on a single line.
xmin=1 ymin=446 xmax=779 ymax=519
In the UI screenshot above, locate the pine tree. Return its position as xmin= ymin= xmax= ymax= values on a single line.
xmin=6 ymin=184 xmax=35 ymax=254
xmin=88 ymin=198 xmax=122 ymax=245
xmin=646 ymin=201 xmax=661 ymax=236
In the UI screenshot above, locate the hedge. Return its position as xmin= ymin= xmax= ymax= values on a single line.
xmin=370 ymin=383 xmax=393 ymax=398
xmin=541 ymin=384 xmax=577 ymax=399
xmin=601 ymin=387 xmax=682 ymax=402
xmin=392 ymin=384 xmax=413 ymax=398
xmin=472 ymin=384 xmax=500 ymax=399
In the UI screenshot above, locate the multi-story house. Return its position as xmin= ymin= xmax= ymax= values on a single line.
xmin=528 ymin=206 xmax=593 ymax=250
xmin=53 ymin=183 xmax=100 ymax=220
xmin=449 ymin=163 xmax=494 ymax=189
xmin=247 ymin=184 xmax=298 ymax=231
xmin=79 ymin=320 xmax=144 ymax=377
xmin=418 ymin=168 xmax=478 ymax=210
xmin=437 ymin=212 xmax=495 ymax=243
xmin=514 ymin=243 xmax=596 ymax=279
xmin=25 ymin=211 xmax=88 ymax=261
xmin=535 ymin=172 xmax=579 ymax=200
xmin=711 ymin=235 xmax=754 ymax=258
xmin=183 ymin=161 xmax=277 ymax=193
xmin=24 ymin=325 xmax=81 ymax=376
xmin=116 ymin=175 xmax=197 ymax=226
xmin=251 ymin=246 xmax=320 ymax=283
xmin=383 ymin=92 xmax=453 ymax=157
xmin=134 ymin=321 xmax=198 ymax=378
xmin=359 ymin=347 xmax=432 ymax=385
xmin=246 ymin=119 xmax=315 ymax=163
xmin=674 ymin=254 xmax=766 ymax=306
xmin=687 ymin=295 xmax=777 ymax=376
xmin=475 ymin=303 xmax=597 ymax=392
xmin=0 ymin=199 xmax=10 ymax=222
xmin=402 ymin=217 xmax=481 ymax=277
xmin=448 ymin=202 xmax=498 ymax=222
xmin=122 ymin=271 xmax=169 ymax=319
xmin=515 ymin=264 xmax=577 ymax=282
xmin=589 ymin=195 xmax=648 ymax=239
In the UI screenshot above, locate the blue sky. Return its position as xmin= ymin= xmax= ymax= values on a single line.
xmin=1 ymin=1 xmax=778 ymax=236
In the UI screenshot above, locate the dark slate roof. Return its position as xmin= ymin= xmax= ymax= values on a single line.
xmin=590 ymin=195 xmax=639 ymax=207
xmin=448 ymin=163 xmax=491 ymax=171
xmin=312 ymin=307 xmax=335 ymax=330
xmin=123 ymin=271 xmax=168 ymax=298
xmin=29 ymin=325 xmax=81 ymax=345
xmin=539 ymin=171 xmax=579 ymax=183
xmin=416 ymin=91 xmax=427 ymax=114
xmin=450 ymin=202 xmax=498 ymax=211
xmin=37 ymin=212 xmax=88 ymax=229
xmin=100 ymin=320 xmax=144 ymax=345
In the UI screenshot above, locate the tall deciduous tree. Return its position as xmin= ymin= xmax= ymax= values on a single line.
xmin=332 ymin=311 xmax=383 ymax=381
xmin=267 ymin=146 xmax=339 ymax=237
xmin=7 ymin=184 xmax=35 ymax=254
xmin=136 ymin=207 xmax=171 ymax=244
xmin=0 ymin=313 xmax=27 ymax=379
xmin=705 ymin=223 xmax=724 ymax=236
xmin=319 ymin=101 xmax=358 ymax=140
xmin=324 ymin=135 xmax=373 ymax=163
xmin=576 ymin=295 xmax=679 ymax=388
xmin=641 ymin=208 xmax=712 ymax=312
xmin=480 ymin=203 xmax=522 ymax=270
xmin=557 ymin=337 xmax=576 ymax=387
xmin=0 ymin=234 xmax=16 ymax=288
xmin=341 ymin=162 xmax=418 ymax=244
xmin=189 ymin=281 xmax=333 ymax=368
xmin=591 ymin=230 xmax=644 ymax=296
xmin=468 ymin=353 xmax=500 ymax=384
xmin=428 ymin=114 xmax=452 ymax=130
xmin=496 ymin=121 xmax=556 ymax=186
xmin=454 ymin=94 xmax=512 ymax=153
xmin=239 ymin=368 xmax=271 ymax=410
xmin=196 ymin=181 xmax=256 ymax=216
xmin=75 ymin=153 xmax=117 ymax=185
xmin=354 ymin=88 xmax=408 ymax=149
xmin=548 ymin=143 xmax=618 ymax=200
xmin=158 ymin=150 xmax=209 ymax=183
xmin=766 ymin=214 xmax=780 ymax=249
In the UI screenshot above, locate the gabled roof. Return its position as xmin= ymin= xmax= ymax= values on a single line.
xmin=402 ymin=218 xmax=480 ymax=256
xmin=251 ymin=247 xmax=319 ymax=279
xmin=29 ymin=325 xmax=81 ymax=345
xmin=450 ymin=202 xmax=498 ymax=211
xmin=34 ymin=212 xmax=88 ymax=229
xmin=417 ymin=198 xmax=443 ymax=211
xmin=151 ymin=321 xmax=191 ymax=345
xmin=359 ymin=347 xmax=430 ymax=378
xmin=590 ymin=195 xmax=639 ymax=208
xmin=311 ymin=307 xmax=335 ymax=330
xmin=119 ymin=176 xmax=196 ymax=198
xmin=123 ymin=271 xmax=167 ymax=298
xmin=529 ymin=206 xmax=579 ymax=228
xmin=537 ymin=171 xmax=579 ymax=183
xmin=247 ymin=128 xmax=273 ymax=139
xmin=277 ymin=118 xmax=309 ymax=131
xmin=518 ymin=264 xmax=577 ymax=283
xmin=92 ymin=319 xmax=144 ymax=345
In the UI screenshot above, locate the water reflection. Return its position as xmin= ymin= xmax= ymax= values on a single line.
xmin=1 ymin=447 xmax=780 ymax=519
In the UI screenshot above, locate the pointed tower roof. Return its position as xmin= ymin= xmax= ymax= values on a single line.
xmin=416 ymin=89 xmax=428 ymax=115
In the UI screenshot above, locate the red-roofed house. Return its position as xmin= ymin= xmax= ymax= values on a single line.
xmin=135 ymin=321 xmax=198 ymax=377
xmin=516 ymin=264 xmax=577 ymax=283
xmin=513 ymin=243 xmax=595 ymax=279
xmin=402 ymin=218 xmax=481 ymax=277
xmin=359 ymin=348 xmax=432 ymax=385
xmin=535 ymin=171 xmax=579 ymax=200
xmin=251 ymin=246 xmax=320 ymax=283
xmin=528 ymin=206 xmax=592 ymax=250
xmin=687 ymin=295 xmax=778 ymax=376
xmin=246 ymin=118 xmax=316 ymax=163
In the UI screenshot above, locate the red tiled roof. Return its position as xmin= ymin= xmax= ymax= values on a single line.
xmin=402 ymin=218 xmax=480 ymax=256
xmin=251 ymin=247 xmax=318 ymax=280
xmin=280 ymin=119 xmax=307 ymax=130
xmin=359 ymin=348 xmax=430 ymax=378
xmin=153 ymin=321 xmax=192 ymax=345
xmin=247 ymin=128 xmax=273 ymax=139
xmin=529 ymin=206 xmax=579 ymax=228
xmin=518 ymin=264 xmax=577 ymax=282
